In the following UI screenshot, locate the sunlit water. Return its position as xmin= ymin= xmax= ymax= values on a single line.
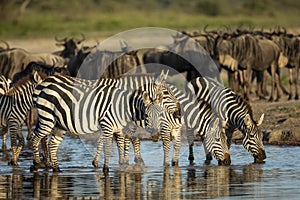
xmin=1 ymin=134 xmax=300 ymax=199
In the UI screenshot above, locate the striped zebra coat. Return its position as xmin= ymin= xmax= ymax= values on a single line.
xmin=30 ymin=73 xmax=180 ymax=172
xmin=114 ymin=83 xmax=231 ymax=166
xmin=0 ymin=72 xmax=42 ymax=166
xmin=187 ymin=76 xmax=266 ymax=163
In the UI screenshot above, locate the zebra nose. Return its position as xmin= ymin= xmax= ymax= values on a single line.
xmin=254 ymin=148 xmax=267 ymax=163
xmin=218 ymin=153 xmax=231 ymax=166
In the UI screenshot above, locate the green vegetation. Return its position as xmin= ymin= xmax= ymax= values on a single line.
xmin=0 ymin=0 xmax=299 ymax=39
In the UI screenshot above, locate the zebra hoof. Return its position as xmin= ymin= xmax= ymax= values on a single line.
xmin=30 ymin=165 xmax=38 ymax=173
xmin=204 ymin=159 xmax=211 ymax=165
xmin=172 ymin=160 xmax=178 ymax=166
xmin=8 ymin=160 xmax=18 ymax=166
xmin=92 ymin=160 xmax=98 ymax=168
xmin=134 ymin=157 xmax=145 ymax=166
xmin=53 ymin=167 xmax=62 ymax=173
xmin=103 ymin=165 xmax=109 ymax=173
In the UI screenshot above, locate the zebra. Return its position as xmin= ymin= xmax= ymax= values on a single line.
xmin=0 ymin=75 xmax=12 ymax=150
xmin=110 ymin=83 xmax=231 ymax=166
xmin=0 ymin=71 xmax=42 ymax=165
xmin=0 ymin=75 xmax=11 ymax=95
xmin=32 ymin=72 xmax=181 ymax=167
xmin=30 ymin=73 xmax=180 ymax=172
xmin=187 ymin=76 xmax=266 ymax=164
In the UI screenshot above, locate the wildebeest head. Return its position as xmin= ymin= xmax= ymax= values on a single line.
xmin=55 ymin=33 xmax=85 ymax=58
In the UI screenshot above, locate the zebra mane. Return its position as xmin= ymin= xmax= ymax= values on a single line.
xmin=231 ymin=89 xmax=255 ymax=120
xmin=114 ymin=73 xmax=156 ymax=79
xmin=6 ymin=78 xmax=34 ymax=96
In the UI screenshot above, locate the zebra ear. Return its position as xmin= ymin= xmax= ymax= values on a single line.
xmin=257 ymin=113 xmax=264 ymax=126
xmin=142 ymin=92 xmax=151 ymax=106
xmin=32 ymin=71 xmax=41 ymax=84
xmin=244 ymin=114 xmax=253 ymax=127
xmin=156 ymin=70 xmax=169 ymax=84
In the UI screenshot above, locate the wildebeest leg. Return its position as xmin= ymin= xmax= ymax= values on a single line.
xmin=269 ymin=63 xmax=277 ymax=101
xmin=295 ymin=64 xmax=299 ymax=100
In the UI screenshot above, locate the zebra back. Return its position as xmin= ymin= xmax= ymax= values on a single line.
xmin=0 ymin=75 xmax=11 ymax=95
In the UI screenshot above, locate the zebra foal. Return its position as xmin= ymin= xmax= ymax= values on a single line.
xmin=0 ymin=71 xmax=42 ymax=166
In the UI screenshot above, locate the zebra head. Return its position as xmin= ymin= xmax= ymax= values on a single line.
xmin=152 ymin=70 xmax=181 ymax=118
xmin=204 ymin=118 xmax=231 ymax=165
xmin=242 ymin=113 xmax=266 ymax=163
xmin=0 ymin=75 xmax=11 ymax=95
xmin=142 ymin=91 xmax=163 ymax=135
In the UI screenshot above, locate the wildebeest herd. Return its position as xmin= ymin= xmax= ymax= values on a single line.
xmin=0 ymin=25 xmax=298 ymax=172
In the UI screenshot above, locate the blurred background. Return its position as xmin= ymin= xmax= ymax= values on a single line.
xmin=0 ymin=0 xmax=299 ymax=39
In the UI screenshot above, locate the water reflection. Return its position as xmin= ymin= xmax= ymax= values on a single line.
xmin=0 ymin=164 xmax=266 ymax=199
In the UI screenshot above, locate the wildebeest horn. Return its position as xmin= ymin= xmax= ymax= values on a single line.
xmin=0 ymin=40 xmax=10 ymax=50
xmin=203 ymin=24 xmax=209 ymax=33
xmin=55 ymin=35 xmax=67 ymax=42
xmin=76 ymin=33 xmax=85 ymax=43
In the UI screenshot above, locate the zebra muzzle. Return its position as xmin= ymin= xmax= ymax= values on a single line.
xmin=254 ymin=148 xmax=267 ymax=163
xmin=218 ymin=153 xmax=231 ymax=166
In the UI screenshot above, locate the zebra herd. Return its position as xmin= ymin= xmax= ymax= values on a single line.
xmin=0 ymin=28 xmax=271 ymax=172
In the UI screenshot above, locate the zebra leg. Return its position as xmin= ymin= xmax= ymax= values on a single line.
xmin=48 ymin=130 xmax=66 ymax=172
xmin=1 ymin=127 xmax=8 ymax=150
xmin=162 ymin=132 xmax=171 ymax=167
xmin=172 ymin=127 xmax=181 ymax=166
xmin=103 ymin=134 xmax=113 ymax=173
xmin=41 ymin=136 xmax=50 ymax=168
xmin=114 ymin=133 xmax=126 ymax=165
xmin=93 ymin=135 xmax=103 ymax=168
xmin=187 ymin=128 xmax=195 ymax=165
xmin=8 ymin=123 xmax=24 ymax=166
xmin=31 ymin=134 xmax=44 ymax=172
xmin=131 ymin=137 xmax=144 ymax=165
xmin=123 ymin=137 xmax=131 ymax=165
xmin=203 ymin=140 xmax=213 ymax=165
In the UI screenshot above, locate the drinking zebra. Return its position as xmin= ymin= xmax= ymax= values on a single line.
xmin=108 ymin=83 xmax=231 ymax=166
xmin=187 ymin=76 xmax=266 ymax=164
xmin=0 ymin=71 xmax=42 ymax=166
xmin=30 ymin=72 xmax=180 ymax=172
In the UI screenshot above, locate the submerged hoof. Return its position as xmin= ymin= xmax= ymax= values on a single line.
xmin=172 ymin=160 xmax=178 ymax=166
xmin=53 ymin=167 xmax=62 ymax=173
xmin=103 ymin=165 xmax=109 ymax=173
xmin=8 ymin=160 xmax=18 ymax=166
xmin=92 ymin=160 xmax=98 ymax=168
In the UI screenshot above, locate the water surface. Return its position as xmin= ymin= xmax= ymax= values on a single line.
xmin=0 ymin=135 xmax=299 ymax=199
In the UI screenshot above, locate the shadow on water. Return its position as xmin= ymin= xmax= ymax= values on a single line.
xmin=1 ymin=138 xmax=300 ymax=199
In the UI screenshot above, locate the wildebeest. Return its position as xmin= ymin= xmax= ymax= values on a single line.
xmin=214 ymin=31 xmax=281 ymax=101
xmin=0 ymin=48 xmax=66 ymax=79
xmin=53 ymin=33 xmax=86 ymax=59
xmin=143 ymin=33 xmax=220 ymax=81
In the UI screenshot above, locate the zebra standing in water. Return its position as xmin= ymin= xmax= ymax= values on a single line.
xmin=30 ymin=73 xmax=180 ymax=172
xmin=0 ymin=75 xmax=12 ymax=150
xmin=0 ymin=71 xmax=42 ymax=166
xmin=113 ymin=83 xmax=231 ymax=166
xmin=187 ymin=76 xmax=266 ymax=164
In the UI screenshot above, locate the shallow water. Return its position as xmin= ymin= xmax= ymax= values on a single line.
xmin=1 ymin=135 xmax=300 ymax=199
